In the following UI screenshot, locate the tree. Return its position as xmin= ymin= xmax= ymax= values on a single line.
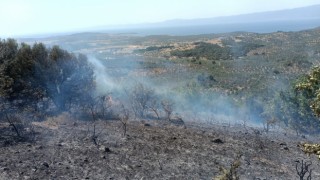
xmin=119 ymin=104 xmax=130 ymax=137
xmin=295 ymin=160 xmax=312 ymax=180
xmin=42 ymin=49 xmax=95 ymax=111
xmin=161 ymin=99 xmax=174 ymax=120
xmin=278 ymin=89 xmax=320 ymax=135
xmin=0 ymin=39 xmax=95 ymax=113
xmin=276 ymin=65 xmax=320 ymax=134
xmin=0 ymin=38 xmax=18 ymax=63
xmin=148 ymin=99 xmax=160 ymax=120
xmin=128 ymin=83 xmax=156 ymax=118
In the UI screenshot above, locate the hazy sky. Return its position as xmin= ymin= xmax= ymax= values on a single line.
xmin=0 ymin=0 xmax=319 ymax=37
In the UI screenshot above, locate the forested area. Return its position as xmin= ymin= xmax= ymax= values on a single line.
xmin=0 ymin=39 xmax=95 ymax=121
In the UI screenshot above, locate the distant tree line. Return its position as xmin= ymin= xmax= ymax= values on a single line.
xmin=171 ymin=42 xmax=232 ymax=60
xmin=170 ymin=41 xmax=264 ymax=60
xmin=134 ymin=45 xmax=174 ymax=53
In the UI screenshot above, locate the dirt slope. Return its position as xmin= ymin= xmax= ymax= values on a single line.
xmin=0 ymin=118 xmax=320 ymax=179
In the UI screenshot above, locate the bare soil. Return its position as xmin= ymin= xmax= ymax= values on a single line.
xmin=0 ymin=117 xmax=320 ymax=180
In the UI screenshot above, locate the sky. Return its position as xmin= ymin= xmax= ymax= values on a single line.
xmin=0 ymin=0 xmax=319 ymax=37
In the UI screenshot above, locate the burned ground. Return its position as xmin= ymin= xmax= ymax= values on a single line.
xmin=0 ymin=116 xmax=319 ymax=179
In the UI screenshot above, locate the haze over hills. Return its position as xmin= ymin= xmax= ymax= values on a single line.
xmin=92 ymin=4 xmax=320 ymax=35
xmin=14 ymin=4 xmax=320 ymax=38
xmin=154 ymin=4 xmax=320 ymax=27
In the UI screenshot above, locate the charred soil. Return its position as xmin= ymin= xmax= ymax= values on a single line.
xmin=0 ymin=118 xmax=320 ymax=179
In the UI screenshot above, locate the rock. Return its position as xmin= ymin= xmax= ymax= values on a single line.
xmin=99 ymin=145 xmax=111 ymax=153
xmin=283 ymin=147 xmax=289 ymax=151
xmin=169 ymin=117 xmax=185 ymax=126
xmin=42 ymin=162 xmax=49 ymax=168
xmin=144 ymin=123 xmax=151 ymax=127
xmin=279 ymin=142 xmax=286 ymax=146
xmin=3 ymin=167 xmax=9 ymax=171
xmin=212 ymin=138 xmax=224 ymax=144
xmin=36 ymin=145 xmax=43 ymax=150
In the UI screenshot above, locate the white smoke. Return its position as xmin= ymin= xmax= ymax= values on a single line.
xmin=88 ymin=56 xmax=121 ymax=93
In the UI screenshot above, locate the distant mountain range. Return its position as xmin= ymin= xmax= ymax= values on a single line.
xmin=121 ymin=4 xmax=320 ymax=28
xmin=93 ymin=4 xmax=320 ymax=35
xmin=20 ymin=4 xmax=320 ymax=38
xmin=151 ymin=4 xmax=320 ymax=27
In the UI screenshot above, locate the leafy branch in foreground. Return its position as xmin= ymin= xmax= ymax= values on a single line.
xmin=296 ymin=66 xmax=320 ymax=117
xmin=301 ymin=143 xmax=320 ymax=160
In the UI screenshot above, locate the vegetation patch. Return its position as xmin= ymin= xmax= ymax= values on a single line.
xmin=171 ymin=42 xmax=232 ymax=60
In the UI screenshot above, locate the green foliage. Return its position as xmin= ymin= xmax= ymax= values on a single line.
xmin=145 ymin=45 xmax=174 ymax=51
xmin=0 ymin=38 xmax=18 ymax=63
xmin=270 ymin=66 xmax=320 ymax=134
xmin=296 ymin=66 xmax=320 ymax=117
xmin=302 ymin=143 xmax=320 ymax=160
xmin=171 ymin=42 xmax=231 ymax=60
xmin=277 ymin=89 xmax=320 ymax=134
xmin=0 ymin=38 xmax=95 ymax=112
xmin=134 ymin=45 xmax=174 ymax=53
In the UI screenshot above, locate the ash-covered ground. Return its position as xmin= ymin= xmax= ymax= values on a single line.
xmin=0 ymin=114 xmax=319 ymax=179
